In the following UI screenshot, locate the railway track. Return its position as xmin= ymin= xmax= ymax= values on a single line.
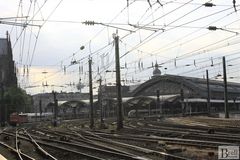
xmin=31 ymin=127 xmax=189 ymax=160
xmin=90 ymin=131 xmax=237 ymax=148
xmin=72 ymin=129 xmax=189 ymax=160
xmin=31 ymin=128 xmax=140 ymax=157
xmin=32 ymin=118 xmax=237 ymax=159
xmin=0 ymin=129 xmax=35 ymax=160
xmin=144 ymin=122 xmax=240 ymax=137
xmin=15 ymin=129 xmax=24 ymax=160
xmin=126 ymin=119 xmax=240 ymax=143
xmin=125 ymin=123 xmax=240 ymax=144
xmin=143 ymin=118 xmax=240 ymax=134
xmin=2 ymin=131 xmax=112 ymax=160
xmin=1 ymin=116 xmax=236 ymax=160
xmin=3 ymin=128 xmax=163 ymax=160
xmin=78 ymin=130 xmax=193 ymax=160
xmin=22 ymin=128 xmax=57 ymax=160
xmin=0 ymin=141 xmax=35 ymax=160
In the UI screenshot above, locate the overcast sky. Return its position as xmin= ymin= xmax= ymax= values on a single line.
xmin=0 ymin=0 xmax=240 ymax=95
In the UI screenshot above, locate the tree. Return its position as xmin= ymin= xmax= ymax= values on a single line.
xmin=4 ymin=87 xmax=32 ymax=117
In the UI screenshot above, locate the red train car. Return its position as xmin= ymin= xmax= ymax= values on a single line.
xmin=10 ymin=113 xmax=28 ymax=125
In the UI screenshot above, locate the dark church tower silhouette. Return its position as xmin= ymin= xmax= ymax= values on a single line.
xmin=0 ymin=31 xmax=17 ymax=88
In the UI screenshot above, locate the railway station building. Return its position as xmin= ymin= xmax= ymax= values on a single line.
xmin=100 ymin=63 xmax=240 ymax=118
xmin=32 ymin=63 xmax=240 ymax=119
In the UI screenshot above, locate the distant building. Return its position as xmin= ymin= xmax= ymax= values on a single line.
xmin=0 ymin=32 xmax=17 ymax=88
xmin=101 ymin=85 xmax=130 ymax=98
xmin=33 ymin=63 xmax=240 ymax=118
xmin=32 ymin=92 xmax=97 ymax=113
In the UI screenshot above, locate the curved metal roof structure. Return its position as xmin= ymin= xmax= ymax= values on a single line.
xmin=59 ymin=100 xmax=88 ymax=108
xmin=46 ymin=100 xmax=88 ymax=109
xmin=131 ymin=74 xmax=240 ymax=100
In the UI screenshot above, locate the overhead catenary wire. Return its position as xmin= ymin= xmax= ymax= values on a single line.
xmin=29 ymin=0 xmax=64 ymax=66
xmin=179 ymin=53 xmax=240 ymax=75
xmin=120 ymin=0 xmax=206 ymax=59
xmin=117 ymin=43 xmax=240 ymax=87
xmin=25 ymin=0 xmax=37 ymax=65
xmin=146 ymin=8 xmax=240 ymax=56
xmin=45 ymin=0 xmax=137 ymax=70
xmin=120 ymin=5 xmax=239 ymax=69
xmin=121 ymin=4 xmax=234 ymax=60
xmin=99 ymin=1 xmax=240 ymax=86
xmin=85 ymin=1 xmax=240 ymax=89
xmin=27 ymin=0 xmax=49 ymax=23
xmin=121 ymin=8 xmax=240 ymax=71
xmin=19 ymin=0 xmax=240 ymax=93
xmin=7 ymin=0 xmax=65 ymax=89
xmin=10 ymin=0 xmax=22 ymax=35
xmin=25 ymin=0 xmax=194 ymax=89
xmin=164 ymin=52 xmax=240 ymax=80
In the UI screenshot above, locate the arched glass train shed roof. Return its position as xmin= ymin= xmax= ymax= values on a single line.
xmin=45 ymin=74 xmax=240 ymax=109
xmin=131 ymin=74 xmax=240 ymax=100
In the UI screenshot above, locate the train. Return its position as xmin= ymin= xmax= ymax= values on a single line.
xmin=9 ymin=112 xmax=53 ymax=125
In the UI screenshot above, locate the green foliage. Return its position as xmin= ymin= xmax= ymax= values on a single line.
xmin=4 ymin=87 xmax=32 ymax=113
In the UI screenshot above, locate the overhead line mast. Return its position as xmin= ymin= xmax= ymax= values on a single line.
xmin=113 ymin=34 xmax=123 ymax=130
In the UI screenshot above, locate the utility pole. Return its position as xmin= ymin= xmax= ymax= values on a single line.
xmin=52 ymin=91 xmax=58 ymax=127
xmin=114 ymin=34 xmax=123 ymax=130
xmin=98 ymin=77 xmax=104 ymax=127
xmin=89 ymin=57 xmax=94 ymax=129
xmin=0 ymin=83 xmax=5 ymax=127
xmin=206 ymin=70 xmax=211 ymax=115
xmin=39 ymin=99 xmax=42 ymax=120
xmin=223 ymin=56 xmax=229 ymax=118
